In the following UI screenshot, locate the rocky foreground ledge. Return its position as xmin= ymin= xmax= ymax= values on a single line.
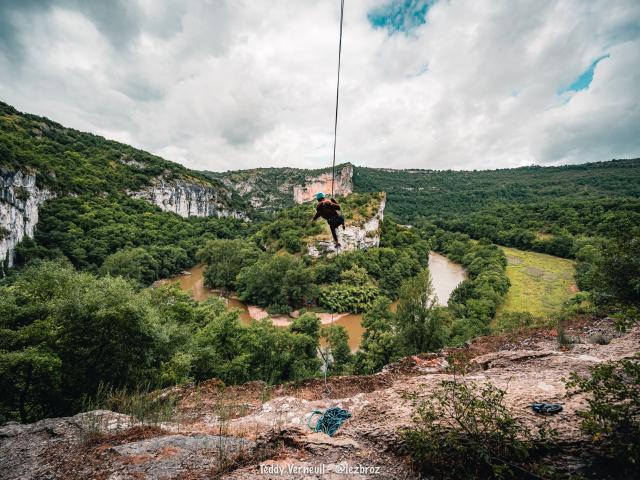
xmin=1 ymin=318 xmax=637 ymax=480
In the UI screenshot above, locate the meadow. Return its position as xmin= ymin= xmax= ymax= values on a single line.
xmin=497 ymin=246 xmax=577 ymax=317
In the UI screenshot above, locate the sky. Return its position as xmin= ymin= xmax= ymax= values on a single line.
xmin=0 ymin=0 xmax=639 ymax=172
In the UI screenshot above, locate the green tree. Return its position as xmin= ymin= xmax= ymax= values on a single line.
xmin=395 ymin=268 xmax=448 ymax=354
xmin=100 ymin=247 xmax=158 ymax=284
xmin=287 ymin=313 xmax=322 ymax=380
xmin=0 ymin=260 xmax=162 ymax=420
xmin=589 ymin=234 xmax=640 ymax=308
xmin=191 ymin=310 xmax=251 ymax=384
xmin=198 ymin=239 xmax=262 ymax=291
xmin=236 ymin=254 xmax=315 ymax=312
xmin=339 ymin=265 xmax=370 ymax=286
xmin=321 ymin=325 xmax=352 ymax=375
xmin=353 ymin=297 xmax=400 ymax=374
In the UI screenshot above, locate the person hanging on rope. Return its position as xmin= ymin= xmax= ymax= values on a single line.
xmin=311 ymin=192 xmax=345 ymax=248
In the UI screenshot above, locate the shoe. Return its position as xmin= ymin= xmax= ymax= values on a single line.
xmin=335 ymin=242 xmax=341 ymax=249
xmin=341 ymin=224 xmax=346 ymax=230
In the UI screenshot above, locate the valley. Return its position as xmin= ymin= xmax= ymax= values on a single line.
xmin=1 ymin=101 xmax=638 ymax=479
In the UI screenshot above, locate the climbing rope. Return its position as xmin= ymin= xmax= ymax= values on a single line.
xmin=331 ymin=0 xmax=345 ymax=197
xmin=308 ymin=407 xmax=351 ymax=436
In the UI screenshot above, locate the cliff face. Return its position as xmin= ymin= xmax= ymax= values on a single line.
xmin=129 ymin=177 xmax=245 ymax=219
xmin=292 ymin=164 xmax=353 ymax=203
xmin=0 ymin=170 xmax=53 ymax=271
xmin=206 ymin=163 xmax=354 ymax=210
xmin=308 ymin=193 xmax=385 ymax=257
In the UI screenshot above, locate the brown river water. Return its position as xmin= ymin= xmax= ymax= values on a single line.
xmin=162 ymin=252 xmax=466 ymax=351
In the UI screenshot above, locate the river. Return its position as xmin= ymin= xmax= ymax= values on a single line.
xmin=162 ymin=252 xmax=466 ymax=351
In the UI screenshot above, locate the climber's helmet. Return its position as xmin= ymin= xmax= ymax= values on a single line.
xmin=315 ymin=192 xmax=325 ymax=201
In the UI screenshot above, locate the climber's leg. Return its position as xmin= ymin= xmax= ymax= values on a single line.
xmin=328 ymin=220 xmax=340 ymax=246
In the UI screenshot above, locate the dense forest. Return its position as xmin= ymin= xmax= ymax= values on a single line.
xmin=15 ymin=195 xmax=254 ymax=279
xmin=354 ymin=161 xmax=640 ymax=258
xmin=2 ymin=211 xmax=634 ymax=424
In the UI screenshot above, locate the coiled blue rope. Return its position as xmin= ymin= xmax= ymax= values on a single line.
xmin=307 ymin=407 xmax=351 ymax=436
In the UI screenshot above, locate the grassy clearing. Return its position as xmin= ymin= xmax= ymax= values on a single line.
xmin=496 ymin=246 xmax=577 ymax=318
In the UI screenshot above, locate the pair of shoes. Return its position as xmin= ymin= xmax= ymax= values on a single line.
xmin=334 ymin=242 xmax=341 ymax=249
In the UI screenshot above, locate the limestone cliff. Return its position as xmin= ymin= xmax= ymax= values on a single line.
xmin=0 ymin=169 xmax=53 ymax=271
xmin=307 ymin=192 xmax=385 ymax=257
xmin=205 ymin=163 xmax=354 ymax=210
xmin=128 ymin=177 xmax=245 ymax=219
xmin=292 ymin=164 xmax=353 ymax=203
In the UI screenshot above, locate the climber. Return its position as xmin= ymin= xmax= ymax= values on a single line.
xmin=311 ymin=192 xmax=345 ymax=248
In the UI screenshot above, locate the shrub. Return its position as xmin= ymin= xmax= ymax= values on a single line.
xmin=566 ymin=360 xmax=640 ymax=478
xmin=492 ymin=311 xmax=536 ymax=333
xmin=319 ymin=283 xmax=379 ymax=313
xmin=403 ymin=377 xmax=557 ymax=479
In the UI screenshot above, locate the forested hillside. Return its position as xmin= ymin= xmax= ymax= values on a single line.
xmin=354 ymin=160 xmax=640 ymax=257
xmin=0 ymin=101 xmax=242 ymax=200
xmin=0 ymin=101 xmax=250 ymax=277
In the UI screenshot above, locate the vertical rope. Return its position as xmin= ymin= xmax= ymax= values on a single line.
xmin=331 ymin=0 xmax=345 ymax=197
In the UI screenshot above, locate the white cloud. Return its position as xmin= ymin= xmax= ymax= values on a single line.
xmin=0 ymin=0 xmax=638 ymax=171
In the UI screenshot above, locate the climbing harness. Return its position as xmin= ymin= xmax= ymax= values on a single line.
xmin=308 ymin=407 xmax=351 ymax=436
xmin=531 ymin=402 xmax=563 ymax=415
xmin=330 ymin=0 xmax=345 ymax=197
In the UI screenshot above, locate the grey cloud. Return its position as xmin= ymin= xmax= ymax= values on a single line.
xmin=0 ymin=0 xmax=638 ymax=172
xmin=0 ymin=0 xmax=52 ymax=62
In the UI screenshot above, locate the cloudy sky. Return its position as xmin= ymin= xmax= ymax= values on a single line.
xmin=1 ymin=0 xmax=639 ymax=172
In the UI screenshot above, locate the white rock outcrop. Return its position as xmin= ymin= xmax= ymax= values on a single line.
xmin=308 ymin=194 xmax=386 ymax=257
xmin=129 ymin=177 xmax=244 ymax=219
xmin=0 ymin=169 xmax=53 ymax=271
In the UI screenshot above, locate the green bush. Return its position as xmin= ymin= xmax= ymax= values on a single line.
xmin=566 ymin=359 xmax=640 ymax=478
xmin=319 ymin=283 xmax=379 ymax=313
xmin=492 ymin=311 xmax=537 ymax=333
xmin=404 ymin=377 xmax=556 ymax=479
